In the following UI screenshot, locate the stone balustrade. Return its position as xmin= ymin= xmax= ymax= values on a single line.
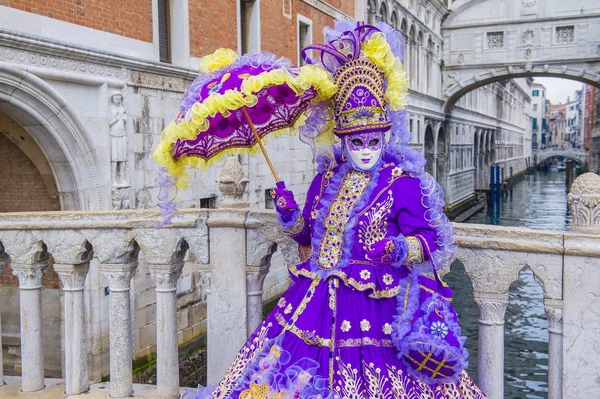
xmin=0 ymin=164 xmax=598 ymax=399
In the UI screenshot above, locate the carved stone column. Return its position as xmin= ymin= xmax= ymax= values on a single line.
xmin=100 ymin=263 xmax=137 ymax=398
xmin=12 ymin=261 xmax=49 ymax=392
xmin=54 ymin=263 xmax=91 ymax=395
xmin=246 ymin=264 xmax=270 ymax=336
xmin=207 ymin=156 xmax=249 ymax=383
xmin=474 ymin=292 xmax=508 ymax=399
xmin=544 ymin=301 xmax=563 ymax=399
xmin=568 ymin=173 xmax=600 ymax=234
xmin=148 ymin=262 xmax=185 ymax=399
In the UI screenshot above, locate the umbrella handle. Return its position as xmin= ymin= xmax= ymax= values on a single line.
xmin=241 ymin=106 xmax=281 ymax=183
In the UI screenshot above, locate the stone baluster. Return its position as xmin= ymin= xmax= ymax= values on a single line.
xmin=10 ymin=241 xmax=50 ymax=393
xmin=46 ymin=235 xmax=94 ymax=396
xmin=544 ymin=301 xmax=563 ymax=399
xmin=246 ymin=263 xmax=270 ymax=336
xmin=95 ymin=239 xmax=140 ymax=399
xmin=0 ymin=243 xmax=8 ymax=387
xmin=473 ymin=292 xmax=508 ymax=399
xmin=101 ymin=262 xmax=137 ymax=398
xmin=207 ymin=156 xmax=249 ymax=383
xmin=139 ymin=235 xmax=189 ymax=399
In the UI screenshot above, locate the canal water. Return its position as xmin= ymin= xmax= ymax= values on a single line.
xmin=446 ymin=169 xmax=575 ymax=398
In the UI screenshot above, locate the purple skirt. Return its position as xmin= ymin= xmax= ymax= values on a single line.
xmin=184 ymin=261 xmax=487 ymax=399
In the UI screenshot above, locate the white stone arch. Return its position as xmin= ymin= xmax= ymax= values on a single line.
xmin=444 ymin=67 xmax=600 ymax=112
xmin=390 ymin=9 xmax=399 ymax=29
xmin=367 ymin=0 xmax=379 ymax=25
xmin=0 ymin=64 xmax=103 ymax=210
xmin=416 ymin=30 xmax=424 ymax=91
xmin=399 ymin=17 xmax=407 ymax=35
xmin=379 ymin=1 xmax=389 ymax=22
xmin=434 ymin=122 xmax=448 ymax=193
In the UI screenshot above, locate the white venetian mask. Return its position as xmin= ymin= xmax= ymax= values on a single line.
xmin=343 ymin=131 xmax=385 ymax=171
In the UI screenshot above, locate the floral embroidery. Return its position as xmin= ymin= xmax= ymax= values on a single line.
xmin=358 ymin=191 xmax=393 ymax=251
xmin=430 ymin=320 xmax=449 ymax=338
xmin=404 ymin=235 xmax=423 ymax=265
xmin=337 ymin=337 xmax=394 ymax=348
xmin=283 ymin=214 xmax=305 ymax=237
xmin=318 ymin=170 xmax=371 ymax=269
xmin=359 ymin=269 xmax=371 ymax=280
xmin=288 ymin=265 xmax=400 ymax=299
xmin=311 ymin=209 xmax=319 ymax=219
xmin=277 ymin=297 xmax=286 ymax=308
xmin=390 ymin=166 xmax=403 ymax=180
xmin=382 ymin=323 xmax=392 ymax=335
xmin=360 ymin=319 xmax=371 ymax=332
xmin=383 ymin=274 xmax=393 ymax=286
xmin=284 ymin=304 xmax=293 ymax=315
xmin=363 ymin=361 xmax=393 ymax=399
xmin=341 ymin=320 xmax=352 ymax=332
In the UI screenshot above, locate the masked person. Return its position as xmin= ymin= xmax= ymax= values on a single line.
xmin=184 ymin=22 xmax=486 ymax=399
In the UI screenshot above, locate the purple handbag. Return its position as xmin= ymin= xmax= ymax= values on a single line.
xmin=391 ymin=267 xmax=469 ymax=384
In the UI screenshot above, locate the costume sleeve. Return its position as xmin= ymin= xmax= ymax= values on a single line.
xmin=276 ymin=174 xmax=322 ymax=247
xmin=395 ymin=176 xmax=440 ymax=266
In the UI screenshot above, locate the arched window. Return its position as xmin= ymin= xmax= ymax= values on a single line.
xmin=391 ymin=10 xmax=398 ymax=29
xmin=416 ymin=31 xmax=423 ymax=91
xmin=379 ymin=2 xmax=388 ymax=22
xmin=408 ymin=25 xmax=415 ymax=89
xmin=427 ymin=37 xmax=434 ymax=94
xmin=367 ymin=0 xmax=377 ymax=25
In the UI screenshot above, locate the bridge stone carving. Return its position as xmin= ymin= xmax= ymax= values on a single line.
xmin=442 ymin=0 xmax=600 ymax=110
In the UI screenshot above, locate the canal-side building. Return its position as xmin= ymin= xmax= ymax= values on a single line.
xmin=531 ymin=82 xmax=548 ymax=150
xmin=583 ymin=84 xmax=595 ymax=165
xmin=592 ymin=87 xmax=600 ymax=173
xmin=549 ymin=103 xmax=567 ymax=148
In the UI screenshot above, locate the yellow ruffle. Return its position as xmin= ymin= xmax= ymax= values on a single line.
xmin=198 ymin=48 xmax=238 ymax=73
xmin=361 ymin=32 xmax=409 ymax=111
xmin=152 ymin=61 xmax=337 ymax=188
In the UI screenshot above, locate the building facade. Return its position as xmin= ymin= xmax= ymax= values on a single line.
xmin=530 ymin=82 xmax=547 ymax=150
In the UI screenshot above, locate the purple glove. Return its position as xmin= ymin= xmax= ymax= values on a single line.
xmin=271 ymin=181 xmax=299 ymax=215
xmin=366 ymin=236 xmax=408 ymax=266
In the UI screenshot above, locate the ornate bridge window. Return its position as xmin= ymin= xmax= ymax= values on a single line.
xmin=555 ymin=26 xmax=575 ymax=44
xmin=486 ymin=31 xmax=504 ymax=49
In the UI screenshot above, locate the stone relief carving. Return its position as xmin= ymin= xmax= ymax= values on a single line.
xmin=128 ymin=71 xmax=185 ymax=93
xmin=0 ymin=47 xmax=125 ymax=80
xmin=568 ymin=173 xmax=600 ymax=233
xmin=109 ymin=92 xmax=128 ymax=188
xmin=217 ymin=156 xmax=249 ymax=208
xmin=474 ymin=299 xmax=508 ymax=326
xmin=523 ymin=29 xmax=534 ymax=46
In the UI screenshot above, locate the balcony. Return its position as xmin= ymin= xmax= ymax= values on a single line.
xmin=0 ymin=161 xmax=599 ymax=399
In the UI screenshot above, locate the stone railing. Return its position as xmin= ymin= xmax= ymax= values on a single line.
xmin=0 ymin=163 xmax=599 ymax=399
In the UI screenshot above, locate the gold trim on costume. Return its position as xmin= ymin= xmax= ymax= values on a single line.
xmin=283 ymin=214 xmax=305 ymax=237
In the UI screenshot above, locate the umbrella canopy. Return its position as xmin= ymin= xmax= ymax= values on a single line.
xmin=153 ymin=49 xmax=337 ymax=188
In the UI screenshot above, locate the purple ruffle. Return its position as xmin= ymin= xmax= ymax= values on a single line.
xmin=155 ymin=167 xmax=178 ymax=228
xmin=179 ymin=51 xmax=298 ymax=118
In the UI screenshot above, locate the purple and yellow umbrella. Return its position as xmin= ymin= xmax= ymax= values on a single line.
xmin=152 ymin=49 xmax=336 ymax=223
xmin=154 ymin=49 xmax=336 ymax=184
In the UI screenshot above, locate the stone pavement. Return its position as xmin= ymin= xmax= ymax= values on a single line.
xmin=0 ymin=376 xmax=186 ymax=398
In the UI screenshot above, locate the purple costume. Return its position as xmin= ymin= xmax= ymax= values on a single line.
xmin=184 ymin=21 xmax=486 ymax=399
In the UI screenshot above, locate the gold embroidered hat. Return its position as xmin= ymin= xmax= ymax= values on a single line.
xmin=302 ymin=22 xmax=408 ymax=137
